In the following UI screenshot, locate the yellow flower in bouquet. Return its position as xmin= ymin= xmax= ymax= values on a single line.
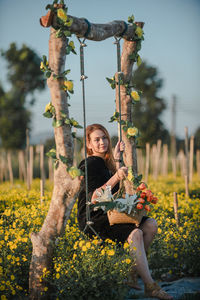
xmin=64 ymin=80 xmax=74 ymax=92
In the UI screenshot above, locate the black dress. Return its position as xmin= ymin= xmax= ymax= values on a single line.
xmin=77 ymin=156 xmax=148 ymax=243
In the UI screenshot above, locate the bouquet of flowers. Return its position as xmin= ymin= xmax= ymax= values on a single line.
xmin=92 ymin=171 xmax=158 ymax=226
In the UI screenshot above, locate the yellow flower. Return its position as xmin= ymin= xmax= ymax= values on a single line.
xmin=101 ymin=249 xmax=105 ymax=255
xmin=1 ymin=295 xmax=7 ymax=300
xmin=125 ymin=258 xmax=131 ymax=264
xmin=56 ymin=273 xmax=60 ymax=279
xmin=135 ymin=26 xmax=143 ymax=38
xmin=86 ymin=242 xmax=91 ymax=249
xmin=174 ymin=253 xmax=178 ymax=258
xmin=107 ymin=249 xmax=115 ymax=256
xmin=64 ymin=80 xmax=74 ymax=92
xmin=82 ymin=246 xmax=87 ymax=252
xmin=68 ymin=166 xmax=81 ymax=179
xmin=69 ymin=41 xmax=75 ymax=50
xmin=65 ymin=18 xmax=73 ymax=27
xmin=40 ymin=62 xmax=44 ymax=70
xmin=137 ymin=55 xmax=142 ymax=67
xmin=123 ymin=242 xmax=129 ymax=250
xmin=57 ymin=8 xmax=67 ymax=23
xmin=157 ymin=228 xmax=162 ymax=234
xmin=127 ymin=171 xmax=134 ymax=182
xmin=127 ymin=127 xmax=138 ymax=137
xmin=10 ymin=275 xmax=15 ymax=280
xmin=44 ymin=287 xmax=48 ymax=292
xmin=131 ymin=91 xmax=140 ymax=101
xmin=45 ymin=102 xmax=52 ymax=113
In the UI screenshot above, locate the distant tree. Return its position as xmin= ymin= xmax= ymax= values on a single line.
xmin=0 ymin=43 xmax=46 ymax=149
xmin=131 ymin=62 xmax=170 ymax=147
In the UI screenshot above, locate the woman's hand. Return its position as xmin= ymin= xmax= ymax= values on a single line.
xmin=115 ymin=166 xmax=128 ymax=181
xmin=114 ymin=140 xmax=125 ymax=160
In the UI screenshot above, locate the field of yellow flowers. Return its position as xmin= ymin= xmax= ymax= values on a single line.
xmin=0 ymin=175 xmax=200 ymax=299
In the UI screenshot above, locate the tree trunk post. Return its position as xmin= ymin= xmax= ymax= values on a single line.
xmin=29 ymin=26 xmax=82 ymax=299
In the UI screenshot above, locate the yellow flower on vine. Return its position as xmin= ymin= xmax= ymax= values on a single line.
xmin=131 ymin=91 xmax=140 ymax=101
xmin=137 ymin=55 xmax=142 ymax=67
xmin=45 ymin=102 xmax=52 ymax=113
xmin=69 ymin=41 xmax=75 ymax=50
xmin=127 ymin=127 xmax=138 ymax=137
xmin=64 ymin=80 xmax=74 ymax=92
xmin=65 ymin=17 xmax=73 ymax=27
xmin=57 ymin=8 xmax=68 ymax=23
xmin=40 ymin=62 xmax=44 ymax=70
xmin=68 ymin=166 xmax=81 ymax=179
xmin=135 ymin=26 xmax=143 ymax=38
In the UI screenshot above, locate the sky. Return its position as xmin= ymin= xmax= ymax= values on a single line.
xmin=0 ymin=0 xmax=200 ymax=141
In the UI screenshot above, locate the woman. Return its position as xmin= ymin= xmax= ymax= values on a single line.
xmin=77 ymin=124 xmax=173 ymax=300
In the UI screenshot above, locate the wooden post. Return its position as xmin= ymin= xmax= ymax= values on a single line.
xmin=161 ymin=144 xmax=168 ymax=176
xmin=40 ymin=144 xmax=45 ymax=201
xmin=18 ymin=150 xmax=27 ymax=182
xmin=145 ymin=143 xmax=150 ymax=183
xmin=29 ymin=146 xmax=34 ymax=186
xmin=189 ymin=136 xmax=194 ymax=182
xmin=197 ymin=150 xmax=200 ymax=177
xmin=152 ymin=144 xmax=157 ymax=179
xmin=184 ymin=127 xmax=189 ymax=196
xmin=26 ymin=129 xmax=30 ymax=190
xmin=7 ymin=151 xmax=14 ymax=184
xmin=154 ymin=139 xmax=161 ymax=179
xmin=171 ymin=95 xmax=177 ymax=177
xmin=177 ymin=150 xmax=185 ymax=177
xmin=173 ymin=192 xmax=179 ymax=227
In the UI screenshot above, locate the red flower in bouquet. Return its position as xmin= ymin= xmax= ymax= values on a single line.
xmin=136 ymin=182 xmax=147 ymax=192
xmin=136 ymin=203 xmax=143 ymax=210
xmin=144 ymin=204 xmax=151 ymax=211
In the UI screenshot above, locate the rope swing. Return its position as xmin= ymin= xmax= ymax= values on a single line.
xmin=77 ymin=35 xmax=124 ymax=236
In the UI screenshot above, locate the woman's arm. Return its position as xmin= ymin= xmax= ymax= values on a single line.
xmin=91 ymin=166 xmax=128 ymax=203
xmin=113 ymin=140 xmax=125 ymax=170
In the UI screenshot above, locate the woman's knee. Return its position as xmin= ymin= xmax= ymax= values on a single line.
xmin=128 ymin=228 xmax=143 ymax=244
xmin=143 ymin=218 xmax=158 ymax=235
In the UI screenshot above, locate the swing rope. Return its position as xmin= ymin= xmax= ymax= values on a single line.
xmin=77 ymin=37 xmax=100 ymax=237
xmin=114 ymin=37 xmax=124 ymax=166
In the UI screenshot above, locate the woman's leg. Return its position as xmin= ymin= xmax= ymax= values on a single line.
xmin=128 ymin=228 xmax=154 ymax=285
xmin=139 ymin=218 xmax=158 ymax=252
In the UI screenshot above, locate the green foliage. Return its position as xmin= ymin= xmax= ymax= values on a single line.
xmin=131 ymin=62 xmax=170 ymax=147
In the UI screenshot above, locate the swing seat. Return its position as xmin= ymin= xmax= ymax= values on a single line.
xmin=107 ymin=208 xmax=146 ymax=227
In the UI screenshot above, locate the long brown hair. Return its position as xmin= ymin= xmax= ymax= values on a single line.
xmin=86 ymin=124 xmax=116 ymax=173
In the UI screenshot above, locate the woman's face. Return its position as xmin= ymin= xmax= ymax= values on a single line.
xmin=88 ymin=129 xmax=109 ymax=157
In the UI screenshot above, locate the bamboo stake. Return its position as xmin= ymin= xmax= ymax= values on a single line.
xmin=189 ymin=136 xmax=194 ymax=182
xmin=155 ymin=139 xmax=161 ymax=179
xmin=145 ymin=143 xmax=150 ymax=183
xmin=173 ymin=192 xmax=179 ymax=227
